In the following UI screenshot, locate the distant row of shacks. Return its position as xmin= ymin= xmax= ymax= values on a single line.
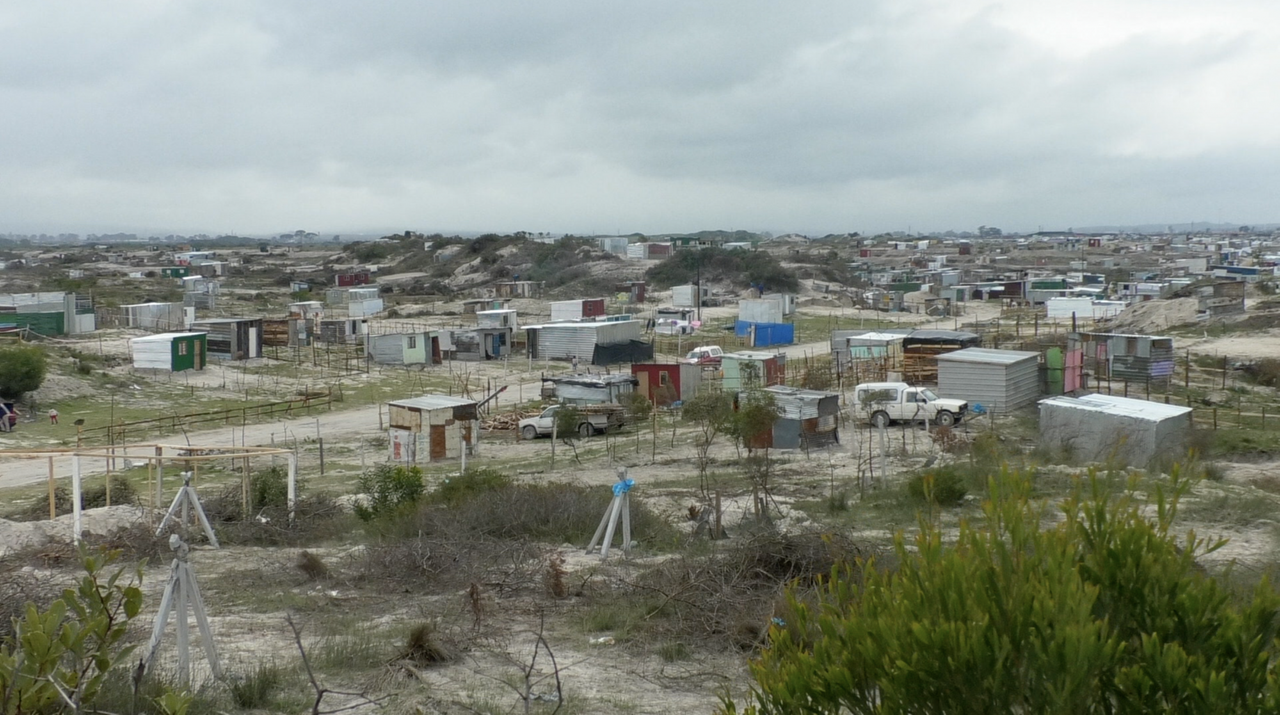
xmin=120 ymin=295 xmax=665 ymax=371
xmin=830 ymin=328 xmax=1177 ymax=411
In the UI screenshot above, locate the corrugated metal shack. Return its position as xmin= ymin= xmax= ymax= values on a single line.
xmin=734 ymin=321 xmax=795 ymax=347
xmin=738 ymin=299 xmax=784 ymax=324
xmin=524 ymin=320 xmax=652 ymax=365
xmin=387 ymin=395 xmax=479 ymax=464
xmin=1196 ymin=281 xmax=1245 ymax=318
xmin=318 ymin=318 xmax=367 ymax=345
xmin=1038 ymin=394 xmax=1191 ymax=468
xmin=830 ymin=330 xmax=905 ymax=375
xmin=936 ymin=348 xmax=1041 ymax=414
xmin=545 ymin=373 xmax=637 ymax=405
xmin=450 ymin=327 xmax=513 ymax=361
xmin=463 ymin=299 xmax=509 ymax=314
xmin=1067 ymin=332 xmax=1175 ymax=385
xmin=495 ymin=281 xmax=541 ymax=298
xmin=325 ymin=287 xmax=383 ymax=317
xmin=476 ymin=309 xmax=517 ymax=330
xmin=631 ymin=363 xmax=701 ymax=404
xmin=263 ymin=318 xmax=311 ymax=347
xmin=902 ymin=330 xmax=981 ymax=384
xmin=335 ymin=271 xmax=372 ymax=287
xmin=288 ymin=301 xmax=325 ymax=320
xmin=757 ymin=385 xmax=840 ymax=450
xmin=367 ymin=331 xmax=440 ymax=366
xmin=722 ymin=351 xmax=787 ymax=392
xmin=672 ymin=285 xmax=707 ymax=308
xmin=122 ymin=302 xmax=184 ymax=331
xmin=549 ymin=298 xmax=606 ymax=321
xmin=189 ymin=318 xmax=264 ymax=360
xmin=0 ymin=292 xmax=95 ymax=335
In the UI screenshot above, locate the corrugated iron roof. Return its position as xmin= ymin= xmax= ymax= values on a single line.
xmin=1038 ymin=393 xmax=1191 ymax=421
xmin=724 ymin=351 xmax=783 ymax=360
xmin=936 ymin=347 xmax=1041 ymax=365
xmin=547 ymin=373 xmax=638 ymax=387
xmin=130 ymin=332 xmax=207 ymax=343
xmin=388 ymin=394 xmax=477 ymax=411
xmin=764 ymin=385 xmax=839 ymax=400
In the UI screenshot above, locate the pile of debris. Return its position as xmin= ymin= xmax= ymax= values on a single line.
xmin=481 ymin=410 xmax=541 ymax=431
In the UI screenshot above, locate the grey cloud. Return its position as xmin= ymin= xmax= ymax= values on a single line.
xmin=0 ymin=1 xmax=1275 ymax=234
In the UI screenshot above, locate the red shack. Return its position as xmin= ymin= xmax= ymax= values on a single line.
xmin=336 ymin=271 xmax=373 ymax=287
xmin=631 ymin=363 xmax=702 ymax=405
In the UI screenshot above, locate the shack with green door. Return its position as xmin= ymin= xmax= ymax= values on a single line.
xmin=129 ymin=332 xmax=207 ymax=372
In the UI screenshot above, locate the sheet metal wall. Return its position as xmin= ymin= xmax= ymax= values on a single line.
xmin=734 ymin=321 xmax=794 ymax=347
xmin=1039 ymin=400 xmax=1190 ymax=467
xmin=937 ymin=354 xmax=1041 ymax=414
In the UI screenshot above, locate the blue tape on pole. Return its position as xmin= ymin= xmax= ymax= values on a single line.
xmin=612 ymin=479 xmax=635 ymax=496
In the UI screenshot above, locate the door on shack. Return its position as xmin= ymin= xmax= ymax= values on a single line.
xmin=429 ymin=425 xmax=447 ymax=459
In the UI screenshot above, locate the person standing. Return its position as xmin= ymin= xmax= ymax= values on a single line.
xmin=49 ymin=408 xmax=58 ymax=425
xmin=571 ymin=355 xmax=579 ymax=372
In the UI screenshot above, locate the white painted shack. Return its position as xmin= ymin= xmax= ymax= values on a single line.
xmin=1038 ymin=394 xmax=1192 ymax=467
xmin=129 ymin=332 xmax=207 ymax=372
xmin=387 ymin=395 xmax=479 ymax=463
xmin=936 ymin=348 xmax=1041 ymax=414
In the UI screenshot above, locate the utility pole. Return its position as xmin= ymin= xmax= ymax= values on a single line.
xmin=696 ymin=249 xmax=706 ymax=322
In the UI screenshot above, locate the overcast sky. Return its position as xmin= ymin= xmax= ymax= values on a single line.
xmin=2 ymin=1 xmax=1277 ymax=236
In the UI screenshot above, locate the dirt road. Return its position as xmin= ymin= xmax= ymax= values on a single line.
xmin=0 ymin=376 xmax=547 ymax=490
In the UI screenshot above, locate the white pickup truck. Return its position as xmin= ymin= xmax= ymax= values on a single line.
xmin=681 ymin=345 xmax=723 ymax=366
xmin=519 ymin=404 xmax=628 ymax=440
xmin=852 ymin=381 xmax=968 ymax=427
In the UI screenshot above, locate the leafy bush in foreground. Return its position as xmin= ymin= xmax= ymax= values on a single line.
xmin=723 ymin=468 xmax=1280 ymax=713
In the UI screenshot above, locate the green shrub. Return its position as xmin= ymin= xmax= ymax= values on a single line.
xmin=395 ymin=480 xmax=671 ymax=545
xmin=723 ymin=468 xmax=1280 ymax=713
xmin=429 ymin=467 xmax=513 ymax=505
xmin=23 ymin=476 xmax=137 ymax=519
xmin=251 ymin=466 xmax=296 ymax=510
xmin=906 ymin=467 xmax=968 ymax=507
xmin=353 ymin=464 xmax=424 ymax=522
xmin=0 ymin=344 xmax=47 ymax=400
xmin=227 ymin=662 xmax=286 ymax=709
xmin=1242 ymin=358 xmax=1280 ymax=388
xmin=646 ymin=246 xmax=799 ymax=292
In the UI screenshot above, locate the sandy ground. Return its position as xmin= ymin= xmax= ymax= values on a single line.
xmin=1186 ymin=332 xmax=1280 ymax=361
